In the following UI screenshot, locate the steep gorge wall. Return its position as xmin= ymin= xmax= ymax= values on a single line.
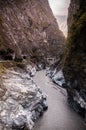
xmin=63 ymin=0 xmax=86 ymax=119
xmin=0 ymin=0 xmax=65 ymax=63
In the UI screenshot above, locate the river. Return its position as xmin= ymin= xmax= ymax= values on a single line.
xmin=33 ymin=70 xmax=86 ymax=130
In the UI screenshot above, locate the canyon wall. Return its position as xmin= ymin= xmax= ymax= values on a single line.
xmin=0 ymin=0 xmax=65 ymax=63
xmin=63 ymin=0 xmax=86 ymax=119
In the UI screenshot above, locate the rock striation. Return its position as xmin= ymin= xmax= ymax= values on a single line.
xmin=63 ymin=0 xmax=86 ymax=120
xmin=0 ymin=0 xmax=65 ymax=64
xmin=0 ymin=66 xmax=48 ymax=130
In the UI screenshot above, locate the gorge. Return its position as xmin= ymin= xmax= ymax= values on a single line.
xmin=0 ymin=0 xmax=86 ymax=130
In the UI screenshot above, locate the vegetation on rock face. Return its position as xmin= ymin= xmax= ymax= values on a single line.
xmin=63 ymin=0 xmax=86 ymax=118
xmin=65 ymin=10 xmax=86 ymax=70
xmin=64 ymin=0 xmax=86 ymax=75
xmin=67 ymin=12 xmax=86 ymax=49
xmin=0 ymin=59 xmax=32 ymax=76
xmin=0 ymin=62 xmax=6 ymax=76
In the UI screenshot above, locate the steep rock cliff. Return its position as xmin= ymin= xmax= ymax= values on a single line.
xmin=0 ymin=0 xmax=65 ymax=63
xmin=63 ymin=0 xmax=86 ymax=119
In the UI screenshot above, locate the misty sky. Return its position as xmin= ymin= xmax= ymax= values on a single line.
xmin=48 ymin=0 xmax=70 ymax=16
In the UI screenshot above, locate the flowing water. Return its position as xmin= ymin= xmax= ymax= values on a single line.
xmin=33 ymin=70 xmax=86 ymax=130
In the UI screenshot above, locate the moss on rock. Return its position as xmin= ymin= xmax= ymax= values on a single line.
xmin=63 ymin=0 xmax=86 ymax=118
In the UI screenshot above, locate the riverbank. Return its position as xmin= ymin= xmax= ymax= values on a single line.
xmin=0 ymin=64 xmax=47 ymax=130
xmin=33 ymin=70 xmax=86 ymax=130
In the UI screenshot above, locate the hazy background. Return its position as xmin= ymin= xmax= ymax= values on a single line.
xmin=48 ymin=0 xmax=70 ymax=37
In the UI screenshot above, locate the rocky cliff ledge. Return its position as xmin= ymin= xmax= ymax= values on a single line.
xmin=63 ymin=0 xmax=86 ymax=120
xmin=0 ymin=0 xmax=65 ymax=64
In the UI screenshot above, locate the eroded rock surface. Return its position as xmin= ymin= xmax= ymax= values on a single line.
xmin=63 ymin=0 xmax=86 ymax=119
xmin=0 ymin=0 xmax=65 ymax=64
xmin=0 ymin=67 xmax=48 ymax=130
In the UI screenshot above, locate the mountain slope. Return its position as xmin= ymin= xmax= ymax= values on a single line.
xmin=0 ymin=0 xmax=65 ymax=64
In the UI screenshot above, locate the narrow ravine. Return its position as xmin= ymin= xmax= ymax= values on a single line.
xmin=33 ymin=70 xmax=86 ymax=130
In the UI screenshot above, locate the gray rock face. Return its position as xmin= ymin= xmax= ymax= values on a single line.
xmin=52 ymin=70 xmax=65 ymax=87
xmin=67 ymin=0 xmax=80 ymax=29
xmin=63 ymin=0 xmax=86 ymax=119
xmin=0 ymin=67 xmax=48 ymax=130
xmin=0 ymin=0 xmax=65 ymax=63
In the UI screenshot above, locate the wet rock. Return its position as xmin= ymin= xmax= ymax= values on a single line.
xmin=46 ymin=68 xmax=65 ymax=88
xmin=36 ymin=64 xmax=45 ymax=71
xmin=42 ymin=100 xmax=48 ymax=111
xmin=80 ymin=90 xmax=86 ymax=102
xmin=27 ymin=65 xmax=36 ymax=77
xmin=12 ymin=115 xmax=27 ymax=130
xmin=45 ymin=67 xmax=53 ymax=78
xmin=52 ymin=70 xmax=65 ymax=87
xmin=30 ymin=67 xmax=36 ymax=77
xmin=31 ymin=110 xmax=36 ymax=121
xmin=35 ymin=104 xmax=43 ymax=117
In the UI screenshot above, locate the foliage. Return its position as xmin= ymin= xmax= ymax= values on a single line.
xmin=66 ymin=10 xmax=86 ymax=52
